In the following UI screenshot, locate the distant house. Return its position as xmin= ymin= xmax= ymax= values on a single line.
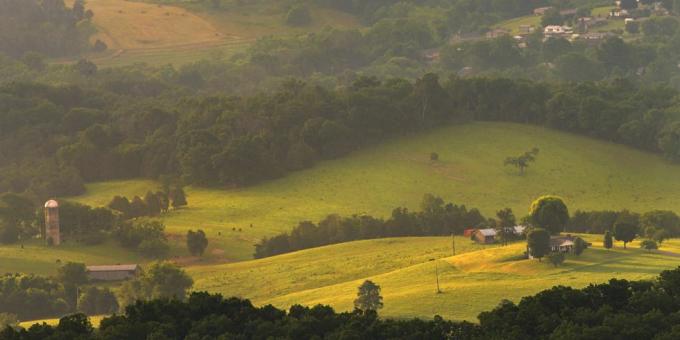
xmin=86 ymin=264 xmax=141 ymax=281
xmin=472 ymin=228 xmax=496 ymax=244
xmin=544 ymin=25 xmax=573 ymax=36
xmin=528 ymin=235 xmax=589 ymax=259
xmin=534 ymin=6 xmax=553 ymax=16
xmin=486 ymin=28 xmax=510 ymax=39
xmin=463 ymin=228 xmax=476 ymax=237
xmin=518 ymin=24 xmax=535 ymax=34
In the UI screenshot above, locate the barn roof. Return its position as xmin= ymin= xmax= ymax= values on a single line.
xmin=44 ymin=200 xmax=59 ymax=208
xmin=477 ymin=228 xmax=496 ymax=236
xmin=86 ymin=264 xmax=140 ymax=272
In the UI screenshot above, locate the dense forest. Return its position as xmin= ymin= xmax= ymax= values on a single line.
xmin=2 ymin=72 xmax=680 ymax=202
xmin=0 ymin=0 xmax=95 ymax=58
xmin=4 ymin=267 xmax=680 ymax=339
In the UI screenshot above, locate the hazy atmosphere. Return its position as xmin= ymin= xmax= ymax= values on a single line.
xmin=3 ymin=0 xmax=680 ymax=338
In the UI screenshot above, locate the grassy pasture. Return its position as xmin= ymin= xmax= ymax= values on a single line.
xmin=57 ymin=0 xmax=360 ymax=67
xmin=190 ymin=234 xmax=680 ymax=321
xmin=70 ymin=122 xmax=680 ymax=261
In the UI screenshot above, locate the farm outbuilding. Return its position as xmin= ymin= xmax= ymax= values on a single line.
xmin=86 ymin=264 xmax=141 ymax=281
xmin=472 ymin=229 xmax=497 ymax=244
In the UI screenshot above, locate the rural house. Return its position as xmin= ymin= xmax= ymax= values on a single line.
xmin=527 ymin=235 xmax=589 ymax=259
xmin=86 ymin=264 xmax=141 ymax=281
xmin=472 ymin=229 xmax=496 ymax=244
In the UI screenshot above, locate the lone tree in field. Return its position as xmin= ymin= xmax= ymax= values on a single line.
xmin=504 ymin=148 xmax=539 ymax=175
xmin=530 ymin=196 xmax=569 ymax=235
xmin=614 ymin=222 xmax=638 ymax=249
xmin=604 ymin=231 xmax=613 ymax=249
xmin=187 ymin=229 xmax=209 ymax=256
xmin=496 ymin=208 xmax=516 ymax=246
xmin=527 ymin=228 xmax=551 ymax=262
xmin=640 ymin=239 xmax=658 ymax=253
xmin=548 ymin=252 xmax=565 ymax=267
xmin=573 ymin=237 xmax=587 ymax=255
xmin=171 ymin=187 xmax=188 ymax=209
xmin=354 ymin=280 xmax=383 ymax=312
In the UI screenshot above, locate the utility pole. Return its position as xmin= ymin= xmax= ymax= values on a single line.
xmin=451 ymin=233 xmax=456 ymax=256
xmin=430 ymin=258 xmax=442 ymax=294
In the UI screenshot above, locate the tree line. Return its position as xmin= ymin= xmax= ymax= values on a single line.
xmin=6 ymin=266 xmax=680 ymax=339
xmin=255 ymin=194 xmax=487 ymax=258
xmin=0 ymin=261 xmax=192 ymax=322
xmin=3 ymin=74 xmax=680 ymax=202
xmin=0 ymin=0 xmax=96 ymax=58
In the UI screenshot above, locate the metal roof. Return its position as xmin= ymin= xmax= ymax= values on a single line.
xmin=44 ymin=200 xmax=59 ymax=208
xmin=477 ymin=228 xmax=496 ymax=236
xmin=86 ymin=264 xmax=140 ymax=272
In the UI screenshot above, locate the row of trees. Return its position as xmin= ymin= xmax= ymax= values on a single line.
xmin=107 ymin=187 xmax=187 ymax=220
xmin=0 ymin=0 xmax=95 ymax=58
xmin=254 ymin=193 xmax=486 ymax=258
xmin=0 ymin=261 xmax=192 ymax=321
xmin=8 ymin=266 xmax=680 ymax=339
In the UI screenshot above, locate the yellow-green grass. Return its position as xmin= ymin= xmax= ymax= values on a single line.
xmin=0 ymin=240 xmax=147 ymax=276
xmin=190 ymin=234 xmax=680 ymax=321
xmin=71 ymin=122 xmax=680 ymax=261
xmin=19 ymin=315 xmax=105 ymax=329
xmin=494 ymin=14 xmax=541 ymax=35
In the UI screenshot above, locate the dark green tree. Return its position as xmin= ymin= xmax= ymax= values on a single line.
xmin=171 ymin=187 xmax=188 ymax=209
xmin=496 ymin=208 xmax=516 ymax=246
xmin=144 ymin=191 xmax=161 ymax=216
xmin=530 ymin=195 xmax=569 ymax=235
xmin=547 ymin=252 xmax=565 ymax=267
xmin=614 ymin=222 xmax=638 ymax=249
xmin=504 ymin=148 xmax=539 ymax=175
xmin=640 ymin=239 xmax=658 ymax=253
xmin=354 ymin=280 xmax=383 ymax=312
xmin=604 ymin=230 xmax=613 ymax=249
xmin=187 ymin=229 xmax=209 ymax=256
xmin=527 ymin=228 xmax=551 ymax=262
xmin=78 ymin=287 xmax=119 ymax=316
xmin=573 ymin=237 xmax=586 ymax=255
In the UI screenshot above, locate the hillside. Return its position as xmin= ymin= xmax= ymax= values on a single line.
xmin=71 ymin=122 xmax=680 ymax=261
xmin=60 ymin=0 xmax=360 ymax=67
xmin=189 ymin=235 xmax=680 ymax=321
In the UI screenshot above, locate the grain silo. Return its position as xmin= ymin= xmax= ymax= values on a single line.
xmin=44 ymin=200 xmax=60 ymax=246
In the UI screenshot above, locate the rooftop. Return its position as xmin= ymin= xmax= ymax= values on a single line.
xmin=86 ymin=264 xmax=140 ymax=272
xmin=44 ymin=200 xmax=58 ymax=208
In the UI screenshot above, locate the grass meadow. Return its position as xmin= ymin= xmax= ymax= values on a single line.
xmin=70 ymin=122 xmax=680 ymax=261
xmin=190 ymin=234 xmax=680 ymax=321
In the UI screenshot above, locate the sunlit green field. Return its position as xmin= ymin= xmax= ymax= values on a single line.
xmin=190 ymin=235 xmax=680 ymax=321
xmin=71 ymin=122 xmax=680 ymax=261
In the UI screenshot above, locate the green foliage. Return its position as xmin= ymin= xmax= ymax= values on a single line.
xmin=547 ymin=252 xmax=565 ymax=267
xmin=0 ymin=0 xmax=93 ymax=58
xmin=530 ymin=196 xmax=569 ymax=235
xmin=186 ymin=230 xmax=208 ymax=256
xmin=78 ymin=287 xmax=119 ymax=316
xmin=354 ymin=280 xmax=383 ymax=312
xmin=573 ymin=237 xmax=586 ymax=255
xmin=495 ymin=208 xmax=516 ymax=246
xmin=56 ymin=262 xmax=88 ymax=287
xmin=614 ymin=222 xmax=638 ymax=249
xmin=603 ymin=231 xmax=613 ymax=249
xmin=0 ymin=274 xmax=70 ymax=320
xmin=504 ymin=148 xmax=539 ymax=175
xmin=640 ymin=239 xmax=658 ymax=252
xmin=118 ymin=262 xmax=193 ymax=308
xmin=255 ymin=194 xmax=485 ymax=258
xmin=114 ymin=219 xmax=169 ymax=258
xmin=527 ymin=228 xmax=550 ymax=261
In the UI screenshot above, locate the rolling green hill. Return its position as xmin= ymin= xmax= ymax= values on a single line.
xmin=189 ymin=235 xmax=680 ymax=321
xmin=71 ymin=122 xmax=680 ymax=261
